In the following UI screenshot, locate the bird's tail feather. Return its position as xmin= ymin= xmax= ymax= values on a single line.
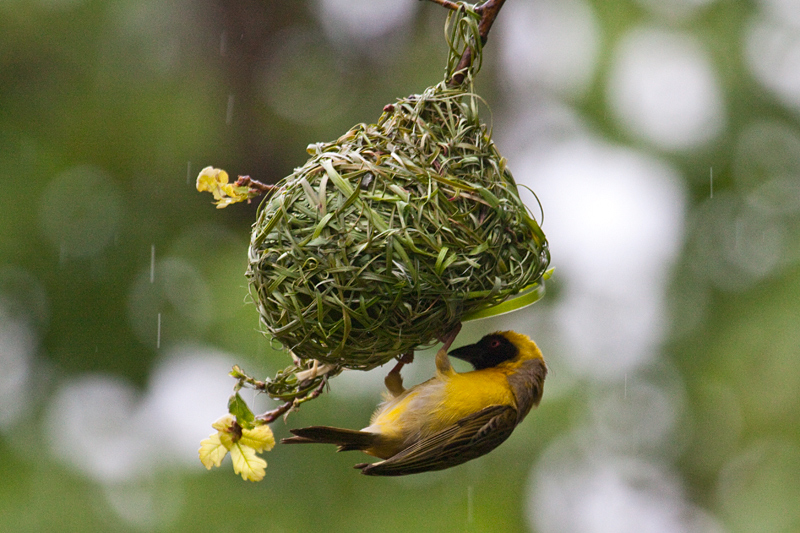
xmin=281 ymin=426 xmax=376 ymax=452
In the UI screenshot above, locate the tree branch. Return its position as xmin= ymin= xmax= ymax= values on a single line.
xmin=437 ymin=0 xmax=507 ymax=86
xmin=235 ymin=175 xmax=275 ymax=195
xmin=257 ymin=377 xmax=328 ymax=424
xmin=427 ymin=0 xmax=461 ymax=9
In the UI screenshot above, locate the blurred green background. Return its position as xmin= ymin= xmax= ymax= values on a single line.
xmin=3 ymin=0 xmax=800 ymax=531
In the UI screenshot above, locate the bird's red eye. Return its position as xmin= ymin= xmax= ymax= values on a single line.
xmin=489 ymin=339 xmax=501 ymax=349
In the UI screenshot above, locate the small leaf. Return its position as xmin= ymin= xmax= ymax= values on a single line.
xmin=240 ymin=424 xmax=276 ymax=453
xmin=434 ymin=246 xmax=451 ymax=276
xmin=462 ymin=281 xmax=547 ymax=321
xmin=211 ymin=414 xmax=236 ymax=432
xmin=230 ymin=443 xmax=267 ymax=482
xmin=198 ymin=434 xmax=229 ymax=469
xmin=218 ymin=431 xmax=235 ymax=450
xmin=228 ymin=393 xmax=255 ymax=427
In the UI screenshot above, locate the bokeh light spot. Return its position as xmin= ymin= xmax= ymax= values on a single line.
xmin=260 ymin=30 xmax=353 ymax=126
xmin=499 ymin=0 xmax=600 ymax=99
xmin=0 ymin=302 xmax=36 ymax=430
xmin=688 ymin=192 xmax=787 ymax=291
xmin=38 ymin=166 xmax=122 ymax=260
xmin=315 ymin=0 xmax=417 ymax=43
xmin=588 ymin=379 xmax=682 ymax=455
xmin=139 ymin=343 xmax=238 ymax=466
xmin=45 ymin=374 xmax=149 ymax=483
xmin=529 ymin=436 xmax=722 ymax=533
xmin=635 ymin=0 xmax=718 ymax=22
xmin=745 ymin=14 xmax=800 ymax=111
xmin=607 ymin=27 xmax=725 ymax=151
xmin=514 ymin=138 xmax=685 ymax=378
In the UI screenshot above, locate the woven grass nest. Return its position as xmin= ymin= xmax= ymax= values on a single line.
xmin=248 ymin=86 xmax=549 ymax=369
xmin=246 ymin=6 xmax=549 ymax=371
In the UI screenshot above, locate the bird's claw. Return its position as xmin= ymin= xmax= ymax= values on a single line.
xmin=397 ymin=352 xmax=414 ymax=365
xmin=385 ymin=351 xmax=414 ymax=397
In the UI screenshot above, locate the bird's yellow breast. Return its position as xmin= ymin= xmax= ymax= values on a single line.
xmin=441 ymin=369 xmax=516 ymax=422
xmin=363 ymin=367 xmax=516 ymax=458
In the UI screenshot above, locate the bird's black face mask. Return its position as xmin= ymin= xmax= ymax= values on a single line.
xmin=448 ymin=333 xmax=519 ymax=370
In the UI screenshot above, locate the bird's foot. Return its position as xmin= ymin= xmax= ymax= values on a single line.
xmin=385 ymin=351 xmax=414 ymax=397
xmin=434 ymin=323 xmax=462 ymax=375
xmin=438 ymin=323 xmax=462 ymax=351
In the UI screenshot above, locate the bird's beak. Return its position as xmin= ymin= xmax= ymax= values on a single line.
xmin=448 ymin=342 xmax=482 ymax=366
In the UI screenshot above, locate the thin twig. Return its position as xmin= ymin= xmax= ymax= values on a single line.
xmin=257 ymin=400 xmax=294 ymax=424
xmin=256 ymin=376 xmax=328 ymax=424
xmin=235 ymin=175 xmax=275 ymax=194
xmin=438 ymin=0 xmax=507 ymax=86
xmin=427 ymin=0 xmax=461 ymax=9
xmin=230 ymin=365 xmax=268 ymax=391
xmin=475 ymin=0 xmax=507 ymax=38
xmin=292 ymin=378 xmax=327 ymax=408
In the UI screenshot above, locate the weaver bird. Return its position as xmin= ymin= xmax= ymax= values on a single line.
xmin=281 ymin=325 xmax=547 ymax=476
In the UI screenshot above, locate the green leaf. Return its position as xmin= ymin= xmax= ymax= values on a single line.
xmin=228 ymin=393 xmax=255 ymax=428
xmin=462 ymin=281 xmax=547 ymax=321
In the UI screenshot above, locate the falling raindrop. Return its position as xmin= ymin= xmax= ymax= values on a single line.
xmin=710 ymin=167 xmax=714 ymax=198
xmin=467 ymin=485 xmax=474 ymax=527
xmin=219 ymin=30 xmax=227 ymax=57
xmin=186 ymin=161 xmax=192 ymax=185
xmin=157 ymin=313 xmax=161 ymax=349
xmin=150 ymin=245 xmax=155 ymax=284
xmin=226 ymin=94 xmax=235 ymax=125
xmin=127 ymin=257 xmax=213 ymax=347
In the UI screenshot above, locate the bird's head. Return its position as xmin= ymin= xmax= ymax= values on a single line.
xmin=448 ymin=330 xmax=543 ymax=371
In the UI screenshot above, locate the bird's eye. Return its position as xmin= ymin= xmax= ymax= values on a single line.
xmin=489 ymin=339 xmax=501 ymax=349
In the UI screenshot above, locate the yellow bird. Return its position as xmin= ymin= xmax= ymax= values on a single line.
xmin=281 ymin=326 xmax=547 ymax=476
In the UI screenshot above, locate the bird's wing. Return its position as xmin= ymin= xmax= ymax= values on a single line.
xmin=358 ymin=404 xmax=518 ymax=476
xmin=507 ymin=358 xmax=547 ymax=423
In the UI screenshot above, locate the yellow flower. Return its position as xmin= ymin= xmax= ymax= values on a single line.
xmin=199 ymin=414 xmax=275 ymax=482
xmin=195 ymin=166 xmax=255 ymax=209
